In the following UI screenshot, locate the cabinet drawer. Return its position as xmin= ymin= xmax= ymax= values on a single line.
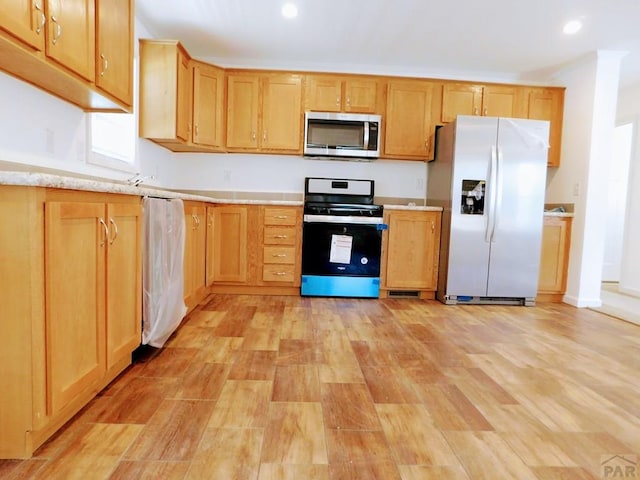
xmin=262 ymin=264 xmax=296 ymax=282
xmin=264 ymin=226 xmax=297 ymax=245
xmin=264 ymin=207 xmax=298 ymax=226
xmin=263 ymin=246 xmax=296 ymax=265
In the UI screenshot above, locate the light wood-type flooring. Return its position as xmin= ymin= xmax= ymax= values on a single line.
xmin=2 ymin=295 xmax=640 ymax=479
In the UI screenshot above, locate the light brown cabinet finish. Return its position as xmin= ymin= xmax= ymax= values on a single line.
xmin=95 ymin=0 xmax=133 ymax=105
xmin=45 ymin=0 xmax=95 ymax=81
xmin=0 ymin=0 xmax=131 ymax=110
xmin=0 ymin=186 xmax=45 ymax=459
xmin=384 ymin=80 xmax=439 ymax=160
xmin=0 ymin=187 xmax=142 ymax=459
xmin=226 ymin=72 xmax=303 ymax=153
xmin=0 ymin=0 xmax=45 ymax=50
xmin=527 ymin=87 xmax=565 ymax=167
xmin=381 ymin=210 xmax=441 ymax=294
xmin=210 ymin=205 xmax=250 ymax=284
xmin=192 ymin=61 xmax=225 ymax=148
xmin=261 ymin=206 xmax=301 ymax=285
xmin=306 ymin=74 xmax=380 ymax=113
xmin=183 ymin=202 xmax=207 ymax=309
xmin=139 ymin=41 xmax=228 ymax=151
xmin=45 ymin=201 xmax=107 ymax=414
xmin=105 ymin=203 xmax=142 ymax=369
xmin=538 ymin=216 xmax=572 ymax=300
xmin=442 ymin=83 xmax=524 ymax=122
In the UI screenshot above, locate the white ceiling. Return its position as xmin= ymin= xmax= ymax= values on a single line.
xmin=135 ymin=0 xmax=640 ymax=89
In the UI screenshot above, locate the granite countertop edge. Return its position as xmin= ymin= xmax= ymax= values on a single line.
xmin=0 ymin=172 xmax=570 ymax=215
xmin=0 ymin=172 xmax=302 ymax=206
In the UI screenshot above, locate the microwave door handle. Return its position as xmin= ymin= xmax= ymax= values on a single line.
xmin=363 ymin=121 xmax=370 ymax=150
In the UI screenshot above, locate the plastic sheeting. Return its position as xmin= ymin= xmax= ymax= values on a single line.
xmin=142 ymin=197 xmax=187 ymax=348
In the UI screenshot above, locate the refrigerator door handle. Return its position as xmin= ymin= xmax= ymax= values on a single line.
xmin=486 ymin=145 xmax=498 ymax=242
xmin=493 ymin=146 xmax=505 ymax=241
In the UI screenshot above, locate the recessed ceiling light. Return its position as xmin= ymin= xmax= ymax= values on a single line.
xmin=563 ymin=19 xmax=583 ymax=35
xmin=281 ymin=3 xmax=298 ymax=19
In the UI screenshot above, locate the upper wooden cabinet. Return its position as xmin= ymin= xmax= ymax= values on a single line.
xmin=139 ymin=40 xmax=192 ymax=146
xmin=526 ymin=87 xmax=565 ymax=167
xmin=192 ymin=60 xmax=225 ymax=149
xmin=441 ymin=83 xmax=525 ymax=122
xmin=0 ymin=0 xmax=46 ymax=50
xmin=45 ymin=0 xmax=95 ymax=81
xmin=226 ymin=71 xmax=303 ymax=153
xmin=139 ymin=40 xmax=227 ymax=152
xmin=95 ymin=0 xmax=133 ymax=106
xmin=305 ymin=74 xmax=380 ymax=113
xmin=383 ymin=80 xmax=440 ymax=160
xmin=0 ymin=0 xmax=131 ymax=110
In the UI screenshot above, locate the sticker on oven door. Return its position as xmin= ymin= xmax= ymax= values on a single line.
xmin=330 ymin=234 xmax=352 ymax=264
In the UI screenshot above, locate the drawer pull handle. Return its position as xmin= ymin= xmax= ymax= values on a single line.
xmin=274 ymin=272 xmax=287 ymax=276
xmin=272 ymin=253 xmax=287 ymax=257
xmin=273 ymin=235 xmax=288 ymax=239
xmin=274 ymin=215 xmax=288 ymax=219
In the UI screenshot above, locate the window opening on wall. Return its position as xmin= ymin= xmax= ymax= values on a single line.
xmin=87 ymin=58 xmax=138 ymax=172
xmin=87 ymin=111 xmax=137 ymax=172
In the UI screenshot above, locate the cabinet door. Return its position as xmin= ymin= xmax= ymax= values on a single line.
xmin=45 ymin=0 xmax=95 ymax=81
xmin=385 ymin=210 xmax=440 ymax=289
xmin=538 ymin=217 xmax=571 ymax=293
xmin=441 ymin=84 xmax=482 ymax=122
xmin=193 ymin=62 xmax=224 ymax=148
xmin=105 ymin=202 xmax=141 ymax=369
xmin=45 ymin=202 xmax=106 ymax=414
xmin=306 ymin=75 xmax=342 ymax=112
xmin=261 ymin=75 xmax=302 ymax=152
xmin=212 ymin=206 xmax=248 ymax=283
xmin=176 ymin=48 xmax=192 ymax=142
xmin=205 ymin=206 xmax=216 ymax=286
xmin=384 ymin=80 xmax=435 ymax=159
xmin=482 ymin=85 xmax=522 ymax=118
xmin=528 ymin=87 xmax=564 ymax=167
xmin=183 ymin=203 xmax=205 ymax=301
xmin=0 ymin=0 xmax=46 ymax=50
xmin=226 ymin=74 xmax=260 ymax=149
xmin=344 ymin=79 xmax=378 ymax=113
xmin=95 ymin=0 xmax=133 ymax=106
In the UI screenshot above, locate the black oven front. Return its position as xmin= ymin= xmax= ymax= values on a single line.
xmin=301 ymin=214 xmax=384 ymax=298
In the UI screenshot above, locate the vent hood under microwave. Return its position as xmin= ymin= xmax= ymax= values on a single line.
xmin=304 ymin=112 xmax=381 ymax=160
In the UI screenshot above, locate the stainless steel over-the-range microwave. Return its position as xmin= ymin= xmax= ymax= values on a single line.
xmin=303 ymin=112 xmax=381 ymax=160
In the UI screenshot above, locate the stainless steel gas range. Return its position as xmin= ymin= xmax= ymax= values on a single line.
xmin=301 ymin=177 xmax=385 ymax=298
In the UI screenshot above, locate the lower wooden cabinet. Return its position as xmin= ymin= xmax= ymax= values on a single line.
xmin=0 ymin=186 xmax=142 ymax=459
xmin=381 ymin=209 xmax=442 ymax=297
xmin=207 ymin=204 xmax=302 ymax=294
xmin=260 ymin=206 xmax=302 ymax=285
xmin=183 ymin=201 xmax=207 ymax=310
xmin=538 ymin=215 xmax=572 ymax=301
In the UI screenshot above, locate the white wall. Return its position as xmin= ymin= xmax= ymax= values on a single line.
xmin=162 ymin=153 xmax=426 ymax=200
xmin=546 ymin=51 xmax=625 ymax=307
xmin=616 ymin=84 xmax=640 ymax=296
xmin=0 ymin=20 xmax=171 ymax=186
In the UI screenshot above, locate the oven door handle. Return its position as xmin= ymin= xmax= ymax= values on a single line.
xmin=303 ymin=214 xmax=383 ymax=225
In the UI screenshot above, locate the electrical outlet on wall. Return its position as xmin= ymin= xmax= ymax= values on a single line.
xmin=573 ymin=181 xmax=581 ymax=197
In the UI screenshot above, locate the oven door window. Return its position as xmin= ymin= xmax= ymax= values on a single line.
xmin=302 ymin=222 xmax=381 ymax=276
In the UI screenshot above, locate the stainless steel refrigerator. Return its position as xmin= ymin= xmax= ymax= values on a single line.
xmin=427 ymin=115 xmax=550 ymax=306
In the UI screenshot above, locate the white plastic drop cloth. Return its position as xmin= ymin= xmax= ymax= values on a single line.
xmin=142 ymin=197 xmax=187 ymax=348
